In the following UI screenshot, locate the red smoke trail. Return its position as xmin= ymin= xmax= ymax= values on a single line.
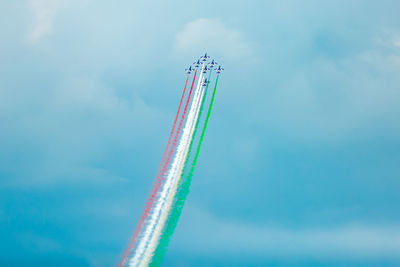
xmin=159 ymin=70 xmax=197 ymax=179
xmin=157 ymin=76 xmax=189 ymax=178
xmin=117 ymin=71 xmax=197 ymax=267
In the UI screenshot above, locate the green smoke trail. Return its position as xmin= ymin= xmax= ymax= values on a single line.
xmin=150 ymin=75 xmax=219 ymax=266
xmin=182 ymin=72 xmax=212 ymax=190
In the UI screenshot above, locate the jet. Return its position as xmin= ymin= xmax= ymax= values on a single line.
xmin=185 ymin=66 xmax=194 ymax=74
xmin=215 ymin=65 xmax=224 ymax=74
xmin=202 ymin=78 xmax=209 ymax=87
xmin=208 ymin=59 xmax=218 ymax=68
xmin=202 ymin=65 xmax=209 ymax=74
xmin=193 ymin=59 xmax=202 ymax=68
xmin=200 ymin=53 xmax=210 ymax=61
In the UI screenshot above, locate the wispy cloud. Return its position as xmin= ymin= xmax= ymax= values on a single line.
xmin=27 ymin=0 xmax=65 ymax=44
xmin=174 ymin=205 xmax=400 ymax=259
xmin=237 ymin=29 xmax=400 ymax=143
xmin=175 ymin=18 xmax=256 ymax=62
xmin=0 ymin=75 xmax=167 ymax=188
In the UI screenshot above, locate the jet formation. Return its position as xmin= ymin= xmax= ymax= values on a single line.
xmin=188 ymin=53 xmax=224 ymax=75
xmin=118 ymin=52 xmax=223 ymax=267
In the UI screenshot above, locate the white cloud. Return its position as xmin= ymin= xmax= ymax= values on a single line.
xmin=17 ymin=232 xmax=61 ymax=253
xmin=0 ymin=74 xmax=168 ymax=188
xmin=27 ymin=0 xmax=65 ymax=44
xmin=239 ymin=30 xmax=400 ymax=143
xmin=175 ymin=18 xmax=255 ymax=62
xmin=173 ymin=205 xmax=400 ymax=259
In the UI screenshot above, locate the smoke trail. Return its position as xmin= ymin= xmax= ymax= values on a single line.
xmin=132 ymin=72 xmax=204 ymax=266
xmin=137 ymin=71 xmax=205 ymax=265
xmin=140 ymin=73 xmax=209 ymax=266
xmin=149 ymin=75 xmax=219 ymax=266
xmin=129 ymin=67 xmax=205 ymax=266
xmin=159 ymin=71 xmax=198 ymax=178
xmin=118 ymin=73 xmax=195 ymax=267
xmin=180 ymin=72 xmax=212 ymax=186
xmin=157 ymin=75 xmax=189 ymax=177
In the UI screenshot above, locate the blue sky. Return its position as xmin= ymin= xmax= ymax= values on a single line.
xmin=1 ymin=0 xmax=400 ymax=266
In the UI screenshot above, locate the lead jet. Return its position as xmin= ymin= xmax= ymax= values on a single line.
xmin=200 ymin=53 xmax=210 ymax=61
xmin=193 ymin=59 xmax=202 ymax=68
xmin=215 ymin=65 xmax=224 ymax=74
xmin=185 ymin=66 xmax=194 ymax=74
xmin=208 ymin=59 xmax=218 ymax=68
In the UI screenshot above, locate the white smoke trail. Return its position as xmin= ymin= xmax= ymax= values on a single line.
xmin=128 ymin=66 xmax=205 ymax=267
xmin=136 ymin=71 xmax=205 ymax=265
xmin=139 ymin=75 xmax=207 ymax=266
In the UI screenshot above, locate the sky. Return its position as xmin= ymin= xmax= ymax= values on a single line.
xmin=1 ymin=0 xmax=400 ymax=266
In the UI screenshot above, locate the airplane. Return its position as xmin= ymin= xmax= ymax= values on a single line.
xmin=200 ymin=53 xmax=210 ymax=61
xmin=215 ymin=65 xmax=224 ymax=74
xmin=208 ymin=59 xmax=218 ymax=68
xmin=202 ymin=78 xmax=209 ymax=87
xmin=185 ymin=66 xmax=194 ymax=74
xmin=193 ymin=59 xmax=202 ymax=68
xmin=202 ymin=65 xmax=209 ymax=73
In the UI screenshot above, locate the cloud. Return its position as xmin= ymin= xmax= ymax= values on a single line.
xmin=173 ymin=205 xmax=400 ymax=260
xmin=232 ymin=29 xmax=400 ymax=144
xmin=27 ymin=0 xmax=65 ymax=44
xmin=0 ymin=75 xmax=167 ymax=188
xmin=17 ymin=232 xmax=61 ymax=253
xmin=175 ymin=18 xmax=255 ymax=62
